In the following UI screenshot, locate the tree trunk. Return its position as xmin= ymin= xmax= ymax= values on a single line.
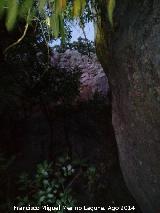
xmin=96 ymin=1 xmax=160 ymax=212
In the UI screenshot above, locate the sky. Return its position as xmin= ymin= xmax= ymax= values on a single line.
xmin=50 ymin=21 xmax=94 ymax=47
xmin=70 ymin=21 xmax=94 ymax=42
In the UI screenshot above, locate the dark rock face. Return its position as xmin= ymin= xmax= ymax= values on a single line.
xmin=51 ymin=50 xmax=109 ymax=101
xmin=0 ymin=104 xmax=141 ymax=209
xmin=96 ymin=1 xmax=160 ymax=212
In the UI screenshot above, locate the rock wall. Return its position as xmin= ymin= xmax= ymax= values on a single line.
xmin=0 ymin=42 xmax=141 ymax=209
xmin=51 ymin=50 xmax=109 ymax=101
xmin=1 ymin=103 xmax=141 ymax=209
xmin=96 ymin=1 xmax=160 ymax=212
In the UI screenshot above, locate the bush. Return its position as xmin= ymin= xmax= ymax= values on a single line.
xmin=15 ymin=156 xmax=97 ymax=212
xmin=16 ymin=158 xmax=76 ymax=212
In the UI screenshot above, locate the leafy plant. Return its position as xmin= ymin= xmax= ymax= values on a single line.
xmin=0 ymin=0 xmax=116 ymax=39
xmin=16 ymin=158 xmax=76 ymax=212
xmin=3 ymin=35 xmax=82 ymax=159
xmin=54 ymin=37 xmax=95 ymax=55
xmin=16 ymin=156 xmax=97 ymax=212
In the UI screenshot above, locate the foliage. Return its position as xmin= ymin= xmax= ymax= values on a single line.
xmin=3 ymin=37 xmax=81 ymax=109
xmin=0 ymin=0 xmax=116 ymax=39
xmin=107 ymin=0 xmax=116 ymax=26
xmin=53 ymin=37 xmax=95 ymax=55
xmin=16 ymin=158 xmax=75 ymax=212
xmin=16 ymin=157 xmax=97 ymax=212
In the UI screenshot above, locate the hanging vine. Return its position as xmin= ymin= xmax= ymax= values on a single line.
xmin=0 ymin=0 xmax=116 ymax=36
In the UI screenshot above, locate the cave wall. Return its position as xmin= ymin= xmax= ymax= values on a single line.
xmin=96 ymin=1 xmax=160 ymax=212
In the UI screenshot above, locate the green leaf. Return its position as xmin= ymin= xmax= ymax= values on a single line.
xmin=39 ymin=195 xmax=45 ymax=203
xmin=59 ymin=13 xmax=65 ymax=42
xmin=46 ymin=187 xmax=52 ymax=193
xmin=43 ymin=179 xmax=49 ymax=186
xmin=73 ymin=0 xmax=86 ymax=17
xmin=38 ymin=0 xmax=46 ymax=11
xmin=73 ymin=0 xmax=81 ymax=17
xmin=88 ymin=166 xmax=96 ymax=174
xmin=107 ymin=0 xmax=116 ymax=26
xmin=47 ymin=193 xmax=54 ymax=198
xmin=81 ymin=0 xmax=86 ymax=13
xmin=58 ymin=0 xmax=67 ymax=11
xmin=20 ymin=0 xmax=33 ymax=17
xmin=0 ymin=0 xmax=5 ymax=17
xmin=61 ymin=0 xmax=67 ymax=10
xmin=55 ymin=0 xmax=62 ymax=13
xmin=51 ymin=14 xmax=60 ymax=38
xmin=6 ymin=0 xmax=18 ymax=30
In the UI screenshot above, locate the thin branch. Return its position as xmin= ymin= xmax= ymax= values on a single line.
xmin=79 ymin=19 xmax=91 ymax=57
xmin=3 ymin=10 xmax=31 ymax=55
xmin=34 ymin=15 xmax=50 ymax=66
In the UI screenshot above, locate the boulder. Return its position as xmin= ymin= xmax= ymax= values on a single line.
xmin=96 ymin=1 xmax=160 ymax=212
xmin=51 ymin=50 xmax=109 ymax=101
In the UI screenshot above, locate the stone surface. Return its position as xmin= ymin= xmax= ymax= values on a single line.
xmin=51 ymin=50 xmax=109 ymax=101
xmin=0 ymin=104 xmax=140 ymax=209
xmin=96 ymin=1 xmax=160 ymax=212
